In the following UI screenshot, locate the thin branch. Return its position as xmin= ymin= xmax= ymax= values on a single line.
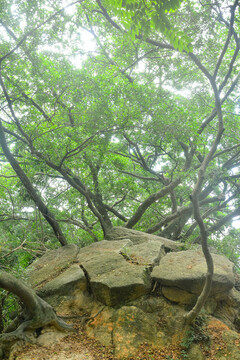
xmin=193 ymin=205 xmax=240 ymax=244
xmin=5 ymin=77 xmax=51 ymax=122
xmin=104 ymin=204 xmax=127 ymax=222
xmin=147 ymin=196 xmax=225 ymax=234
xmin=95 ymin=0 xmax=174 ymax=51
xmin=126 ymin=177 xmax=181 ymax=228
xmin=58 ymin=218 xmax=98 ymax=242
xmin=214 ymin=0 xmax=239 ymax=79
xmin=0 ymin=73 xmax=31 ymax=143
xmin=85 ymin=15 xmax=134 ymax=83
xmin=1 ymin=126 xmax=28 ymax=145
xmin=0 ymin=184 xmax=15 ymax=217
xmin=0 ymin=120 xmax=68 ymax=246
xmin=0 ymin=239 xmax=27 ymax=260
xmin=118 ymin=169 xmax=160 ymax=182
xmin=213 ymin=143 xmax=240 ymax=159
xmin=59 ymin=135 xmax=95 ymax=167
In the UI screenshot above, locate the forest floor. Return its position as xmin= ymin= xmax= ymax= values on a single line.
xmin=13 ymin=320 xmax=183 ymax=360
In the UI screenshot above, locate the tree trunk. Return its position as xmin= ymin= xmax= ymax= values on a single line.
xmin=0 ymin=271 xmax=73 ymax=359
xmin=0 ymin=120 xmax=68 ymax=246
xmin=184 ymin=194 xmax=214 ymax=324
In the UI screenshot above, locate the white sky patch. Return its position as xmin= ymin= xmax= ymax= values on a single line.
xmin=21 ymin=207 xmax=34 ymax=213
xmin=70 ymin=31 xmax=96 ymax=68
xmin=232 ymin=219 xmax=240 ymax=229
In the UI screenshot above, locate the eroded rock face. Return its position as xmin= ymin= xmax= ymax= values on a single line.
xmin=77 ymin=248 xmax=151 ymax=306
xmin=113 ymin=306 xmax=157 ymax=358
xmin=25 ymin=228 xmax=240 ymax=359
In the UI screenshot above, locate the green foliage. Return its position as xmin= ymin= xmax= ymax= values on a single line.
xmin=0 ymin=0 xmax=239 ymax=267
xmin=180 ymin=315 xmax=209 ymax=358
xmin=210 ymin=229 xmax=240 ymax=272
xmin=0 ymin=290 xmax=20 ymax=331
xmin=106 ymin=0 xmax=192 ymax=51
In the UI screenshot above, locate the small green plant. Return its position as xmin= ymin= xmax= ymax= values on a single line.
xmin=180 ymin=314 xmax=209 ymax=359
xmin=120 ymin=246 xmax=132 ymax=259
xmin=181 ymin=349 xmax=189 ymax=359
xmin=181 ymin=329 xmax=195 ymax=349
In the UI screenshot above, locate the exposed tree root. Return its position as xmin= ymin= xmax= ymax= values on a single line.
xmin=0 ymin=271 xmax=74 ymax=359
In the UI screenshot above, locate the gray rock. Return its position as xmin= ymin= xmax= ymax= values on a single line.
xmin=86 ymin=306 xmax=115 ymax=346
xmin=77 ymin=251 xmax=126 ymax=278
xmin=90 ymin=264 xmax=151 ymax=306
xmin=214 ymin=288 xmax=240 ymax=329
xmin=226 ymin=288 xmax=240 ymax=307
xmin=151 ymin=250 xmax=235 ymax=296
xmin=126 ymin=241 xmax=165 ymax=266
xmin=37 ymin=264 xmax=86 ymax=297
xmin=105 ymin=226 xmax=181 ymax=251
xmin=78 ymin=239 xmax=133 ymax=254
xmin=77 ymin=251 xmax=151 ymax=306
xmin=204 ymin=297 xmax=218 ymax=314
xmin=27 ymin=244 xmax=79 ymax=288
xmin=161 ymin=286 xmax=197 ymax=305
xmin=234 ymin=273 xmax=240 ymax=291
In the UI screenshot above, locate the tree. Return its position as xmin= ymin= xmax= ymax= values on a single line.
xmin=0 ymin=271 xmax=73 ymax=359
xmin=0 ymin=0 xmax=239 ymax=342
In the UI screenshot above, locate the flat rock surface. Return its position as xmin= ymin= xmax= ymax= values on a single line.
xmin=27 ymin=244 xmax=79 ymax=288
xmin=77 ymin=251 xmax=126 ymax=278
xmin=126 ymin=240 xmax=165 ymax=265
xmin=151 ymin=250 xmax=235 ymax=295
xmin=37 ymin=264 xmax=86 ymax=296
xmin=78 ymin=239 xmax=133 ymax=254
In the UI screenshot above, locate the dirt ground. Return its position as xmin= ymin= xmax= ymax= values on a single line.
xmin=11 ymin=320 xmax=183 ymax=360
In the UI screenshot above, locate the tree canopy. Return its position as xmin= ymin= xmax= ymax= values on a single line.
xmin=0 ymin=0 xmax=239 ymax=345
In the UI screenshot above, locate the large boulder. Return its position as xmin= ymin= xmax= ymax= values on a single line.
xmin=125 ymin=241 xmax=165 ymax=266
xmin=151 ymin=250 xmax=235 ymax=300
xmin=37 ymin=264 xmax=87 ymax=297
xmin=27 ymin=244 xmax=79 ymax=289
xmin=78 ymin=239 xmax=133 ymax=254
xmin=105 ymin=226 xmax=181 ymax=251
xmin=77 ymin=244 xmax=151 ymax=306
xmin=23 ymin=231 xmax=240 ymax=360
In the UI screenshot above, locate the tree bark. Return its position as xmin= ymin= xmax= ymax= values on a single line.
xmin=184 ymin=52 xmax=224 ymax=323
xmin=126 ymin=178 xmax=181 ymax=228
xmin=0 ymin=271 xmax=73 ymax=359
xmin=184 ymin=194 xmax=214 ymax=324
